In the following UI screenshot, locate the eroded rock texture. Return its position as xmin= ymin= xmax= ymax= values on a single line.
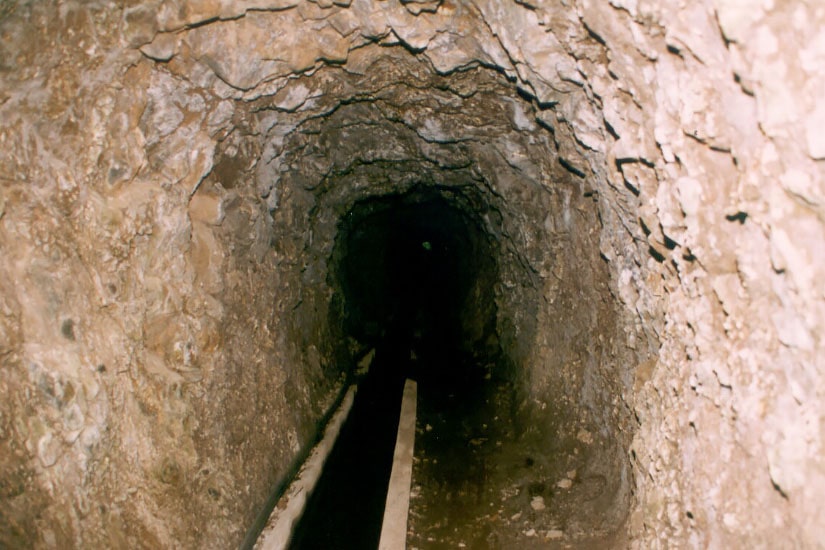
xmin=0 ymin=1 xmax=823 ymax=548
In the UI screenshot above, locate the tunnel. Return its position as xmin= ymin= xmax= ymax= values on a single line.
xmin=1 ymin=1 xmax=824 ymax=549
xmin=247 ymin=48 xmax=635 ymax=545
xmin=333 ymin=189 xmax=498 ymax=374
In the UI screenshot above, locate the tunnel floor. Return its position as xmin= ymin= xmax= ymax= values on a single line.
xmin=405 ymin=325 xmax=622 ymax=549
xmin=408 ymin=350 xmax=621 ymax=549
xmin=287 ymin=327 xmax=622 ymax=549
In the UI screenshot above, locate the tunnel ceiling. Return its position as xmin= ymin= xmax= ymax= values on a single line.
xmin=1 ymin=0 xmax=824 ymax=548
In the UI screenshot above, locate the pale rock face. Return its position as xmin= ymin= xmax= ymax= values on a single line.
xmin=0 ymin=0 xmax=823 ymax=548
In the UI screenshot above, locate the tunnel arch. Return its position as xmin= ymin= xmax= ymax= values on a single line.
xmin=239 ymin=45 xmax=639 ymax=545
xmin=5 ymin=12 xmax=646 ymax=548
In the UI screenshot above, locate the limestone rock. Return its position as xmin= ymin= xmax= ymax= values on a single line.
xmin=0 ymin=1 xmax=823 ymax=548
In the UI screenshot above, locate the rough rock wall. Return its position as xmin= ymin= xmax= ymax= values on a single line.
xmin=0 ymin=0 xmax=822 ymax=548
xmin=585 ymin=1 xmax=825 ymax=545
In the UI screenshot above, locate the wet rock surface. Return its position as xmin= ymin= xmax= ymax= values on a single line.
xmin=0 ymin=0 xmax=823 ymax=548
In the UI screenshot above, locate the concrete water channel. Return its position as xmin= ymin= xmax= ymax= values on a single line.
xmin=253 ymin=323 xmax=530 ymax=549
xmin=287 ymin=345 xmax=407 ymax=550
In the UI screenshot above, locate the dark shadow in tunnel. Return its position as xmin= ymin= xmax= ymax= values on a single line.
xmin=333 ymin=187 xmax=501 ymax=390
xmin=286 ymin=188 xmax=506 ymax=548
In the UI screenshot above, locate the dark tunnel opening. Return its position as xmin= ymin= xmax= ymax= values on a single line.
xmin=289 ymin=187 xmax=512 ymax=548
xmin=335 ymin=187 xmax=501 ymax=387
